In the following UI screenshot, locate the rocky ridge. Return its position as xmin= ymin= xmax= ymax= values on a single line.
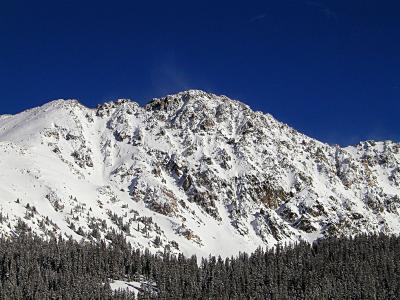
xmin=0 ymin=90 xmax=399 ymax=257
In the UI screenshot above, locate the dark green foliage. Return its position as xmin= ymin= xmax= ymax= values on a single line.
xmin=0 ymin=231 xmax=399 ymax=299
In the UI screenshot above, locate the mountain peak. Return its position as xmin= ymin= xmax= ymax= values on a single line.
xmin=145 ymin=90 xmax=250 ymax=117
xmin=175 ymin=89 xmax=216 ymax=98
xmin=0 ymin=91 xmax=399 ymax=258
xmin=43 ymin=98 xmax=83 ymax=109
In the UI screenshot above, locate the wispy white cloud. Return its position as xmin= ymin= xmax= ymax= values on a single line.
xmin=148 ymin=52 xmax=193 ymax=98
xmin=306 ymin=1 xmax=337 ymax=20
xmin=249 ymin=13 xmax=267 ymax=23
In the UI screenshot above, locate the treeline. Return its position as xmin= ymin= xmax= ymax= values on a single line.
xmin=0 ymin=229 xmax=399 ymax=299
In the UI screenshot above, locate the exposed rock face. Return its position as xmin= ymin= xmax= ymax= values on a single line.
xmin=0 ymin=90 xmax=399 ymax=257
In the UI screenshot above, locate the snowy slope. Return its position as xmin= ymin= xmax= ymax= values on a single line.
xmin=0 ymin=90 xmax=399 ymax=257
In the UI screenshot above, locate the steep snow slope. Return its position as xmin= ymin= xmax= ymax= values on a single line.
xmin=0 ymin=90 xmax=399 ymax=257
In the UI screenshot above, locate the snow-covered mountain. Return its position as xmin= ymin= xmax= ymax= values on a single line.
xmin=0 ymin=90 xmax=399 ymax=257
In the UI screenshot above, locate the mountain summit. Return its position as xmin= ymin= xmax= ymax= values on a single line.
xmin=0 ymin=90 xmax=399 ymax=257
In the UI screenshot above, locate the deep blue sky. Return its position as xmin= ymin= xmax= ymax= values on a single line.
xmin=0 ymin=1 xmax=399 ymax=145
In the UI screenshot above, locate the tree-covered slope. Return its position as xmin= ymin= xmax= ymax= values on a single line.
xmin=0 ymin=232 xmax=399 ymax=299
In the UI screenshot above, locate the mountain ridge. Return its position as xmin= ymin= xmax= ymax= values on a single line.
xmin=0 ymin=90 xmax=399 ymax=258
